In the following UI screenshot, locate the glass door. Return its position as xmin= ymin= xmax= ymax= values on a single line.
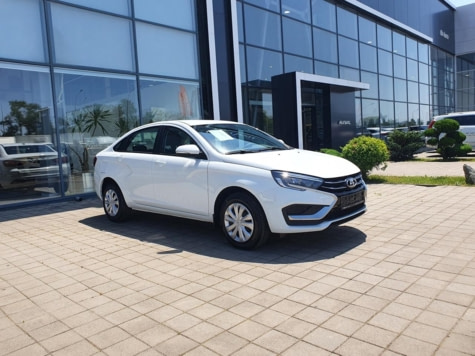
xmin=301 ymin=85 xmax=330 ymax=150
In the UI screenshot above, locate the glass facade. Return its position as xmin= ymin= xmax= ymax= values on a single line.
xmin=456 ymin=54 xmax=475 ymax=112
xmin=0 ymin=0 xmax=468 ymax=209
xmin=236 ymin=0 xmax=456 ymax=134
xmin=0 ymin=0 xmax=204 ymax=206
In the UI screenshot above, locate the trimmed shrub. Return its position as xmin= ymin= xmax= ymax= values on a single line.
xmin=341 ymin=136 xmax=389 ymax=179
xmin=386 ymin=129 xmax=425 ymax=161
xmin=424 ymin=119 xmax=472 ymax=159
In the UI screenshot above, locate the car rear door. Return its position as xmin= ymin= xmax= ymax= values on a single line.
xmin=152 ymin=126 xmax=209 ymax=218
xmin=457 ymin=115 xmax=475 ymax=149
xmin=112 ymin=127 xmax=160 ymax=206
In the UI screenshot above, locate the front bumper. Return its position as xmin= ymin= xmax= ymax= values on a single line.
xmin=282 ymin=187 xmax=366 ymax=226
xmin=261 ymin=174 xmax=367 ymax=234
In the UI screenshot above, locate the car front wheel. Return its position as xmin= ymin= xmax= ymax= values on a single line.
xmin=102 ymin=182 xmax=131 ymax=222
xmin=220 ymin=192 xmax=270 ymax=249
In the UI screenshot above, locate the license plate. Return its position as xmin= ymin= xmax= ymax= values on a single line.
xmin=340 ymin=191 xmax=365 ymax=210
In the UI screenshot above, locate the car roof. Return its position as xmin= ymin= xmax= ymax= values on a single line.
xmin=433 ymin=111 xmax=475 ymax=120
xmin=132 ymin=120 xmax=243 ymax=131
xmin=173 ymin=120 xmax=239 ymax=126
xmin=0 ymin=142 xmax=50 ymax=147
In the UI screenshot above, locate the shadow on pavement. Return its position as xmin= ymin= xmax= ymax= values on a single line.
xmin=0 ymin=195 xmax=100 ymax=222
xmin=80 ymin=209 xmax=367 ymax=264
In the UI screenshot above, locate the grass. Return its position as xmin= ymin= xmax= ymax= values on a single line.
xmin=368 ymin=175 xmax=468 ymax=186
xmin=365 ymin=151 xmax=475 ymax=186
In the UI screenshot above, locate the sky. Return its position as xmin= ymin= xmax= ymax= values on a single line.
xmin=449 ymin=0 xmax=475 ymax=6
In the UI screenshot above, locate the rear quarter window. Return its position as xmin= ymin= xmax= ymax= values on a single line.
xmin=453 ymin=115 xmax=475 ymax=126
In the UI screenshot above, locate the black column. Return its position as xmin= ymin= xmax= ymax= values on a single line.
xmin=271 ymin=73 xmax=299 ymax=147
xmin=211 ymin=0 xmax=237 ymax=121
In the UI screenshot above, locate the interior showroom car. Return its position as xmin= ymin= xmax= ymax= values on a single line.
xmin=94 ymin=121 xmax=366 ymax=249
xmin=0 ymin=142 xmax=70 ymax=193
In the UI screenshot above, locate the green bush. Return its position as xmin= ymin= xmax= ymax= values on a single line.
xmin=424 ymin=119 xmax=472 ymax=159
xmin=386 ymin=129 xmax=424 ymax=161
xmin=341 ymin=136 xmax=389 ymax=179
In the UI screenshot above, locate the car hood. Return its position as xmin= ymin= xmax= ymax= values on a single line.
xmin=221 ymin=149 xmax=360 ymax=178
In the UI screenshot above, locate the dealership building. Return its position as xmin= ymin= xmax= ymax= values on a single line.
xmin=0 ymin=0 xmax=474 ymax=208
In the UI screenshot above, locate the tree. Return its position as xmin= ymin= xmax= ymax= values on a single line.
xmin=424 ymin=119 xmax=472 ymax=159
xmin=83 ymin=104 xmax=111 ymax=136
xmin=68 ymin=104 xmax=111 ymax=172
xmin=1 ymin=100 xmax=42 ymax=136
xmin=386 ymin=130 xmax=424 ymax=161
xmin=115 ymin=99 xmax=138 ymax=136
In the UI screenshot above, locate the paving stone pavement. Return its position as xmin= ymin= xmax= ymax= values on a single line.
xmin=0 ymin=183 xmax=474 ymax=356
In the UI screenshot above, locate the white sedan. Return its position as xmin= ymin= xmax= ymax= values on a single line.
xmin=0 ymin=143 xmax=70 ymax=192
xmin=94 ymin=120 xmax=366 ymax=249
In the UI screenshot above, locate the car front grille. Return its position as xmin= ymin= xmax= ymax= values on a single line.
xmin=281 ymin=173 xmax=366 ymax=226
xmin=319 ymin=173 xmax=364 ymax=195
xmin=318 ymin=173 xmax=366 ymax=223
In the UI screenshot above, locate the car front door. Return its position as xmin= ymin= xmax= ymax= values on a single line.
xmin=152 ymin=126 xmax=209 ymax=218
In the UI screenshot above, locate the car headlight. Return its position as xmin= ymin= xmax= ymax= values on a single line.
xmin=272 ymin=171 xmax=323 ymax=191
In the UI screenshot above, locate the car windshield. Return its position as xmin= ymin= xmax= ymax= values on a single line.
xmin=192 ymin=123 xmax=289 ymax=154
xmin=3 ymin=144 xmax=56 ymax=155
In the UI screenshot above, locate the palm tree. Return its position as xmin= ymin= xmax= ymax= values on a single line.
xmin=69 ymin=104 xmax=111 ymax=172
xmin=84 ymin=104 xmax=111 ymax=136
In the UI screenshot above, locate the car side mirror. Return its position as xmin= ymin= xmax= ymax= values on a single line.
xmin=175 ymin=144 xmax=203 ymax=157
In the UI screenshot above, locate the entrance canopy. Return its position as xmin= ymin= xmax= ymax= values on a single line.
xmin=294 ymin=72 xmax=370 ymax=91
xmin=272 ymin=72 xmax=369 ymax=149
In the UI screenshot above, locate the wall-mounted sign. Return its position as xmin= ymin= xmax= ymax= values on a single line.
xmin=337 ymin=120 xmax=351 ymax=125
xmin=440 ymin=29 xmax=449 ymax=40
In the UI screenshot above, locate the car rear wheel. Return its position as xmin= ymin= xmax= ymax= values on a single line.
xmin=220 ymin=192 xmax=270 ymax=249
xmin=102 ymin=182 xmax=131 ymax=222
xmin=53 ymin=181 xmax=69 ymax=194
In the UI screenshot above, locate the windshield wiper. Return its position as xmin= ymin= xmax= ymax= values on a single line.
xmin=225 ymin=149 xmax=255 ymax=155
xmin=225 ymin=147 xmax=286 ymax=155
xmin=255 ymin=147 xmax=287 ymax=152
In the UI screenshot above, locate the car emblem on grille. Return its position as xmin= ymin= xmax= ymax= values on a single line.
xmin=345 ymin=177 xmax=357 ymax=189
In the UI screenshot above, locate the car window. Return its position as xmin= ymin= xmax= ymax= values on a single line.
xmin=193 ymin=123 xmax=289 ymax=154
xmin=437 ymin=114 xmax=475 ymax=126
xmin=454 ymin=115 xmax=475 ymax=126
xmin=160 ymin=127 xmax=196 ymax=155
xmin=114 ymin=127 xmax=159 ymax=153
xmin=3 ymin=144 xmax=55 ymax=155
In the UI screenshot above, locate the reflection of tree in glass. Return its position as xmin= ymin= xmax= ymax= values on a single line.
xmin=68 ymin=104 xmax=112 ymax=172
xmin=1 ymin=101 xmax=42 ymax=136
xmin=364 ymin=116 xmax=379 ymax=127
xmin=70 ymin=104 xmax=111 ymax=136
xmin=143 ymin=108 xmax=175 ymax=122
xmin=115 ymin=99 xmax=138 ymax=136
xmin=142 ymin=110 xmax=156 ymax=124
xmin=84 ymin=104 xmax=111 ymax=136
xmin=71 ymin=111 xmax=87 ymax=134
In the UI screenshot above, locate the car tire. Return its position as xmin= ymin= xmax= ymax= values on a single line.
xmin=220 ymin=192 xmax=270 ymax=249
xmin=102 ymin=182 xmax=131 ymax=222
xmin=53 ymin=181 xmax=69 ymax=194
